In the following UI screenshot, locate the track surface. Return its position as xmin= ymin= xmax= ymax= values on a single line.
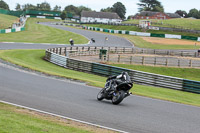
xmin=0 ymin=23 xmax=200 ymax=133
xmin=41 ymin=22 xmax=133 ymax=47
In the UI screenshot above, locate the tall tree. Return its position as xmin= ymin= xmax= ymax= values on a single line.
xmin=22 ymin=4 xmax=37 ymax=10
xmin=137 ymin=0 xmax=164 ymax=12
xmin=77 ymin=6 xmax=92 ymax=16
xmin=15 ymin=3 xmax=22 ymax=11
xmin=0 ymin=0 xmax=9 ymax=10
xmin=60 ymin=11 xmax=66 ymax=20
xmin=112 ymin=2 xmax=126 ymax=19
xmin=37 ymin=2 xmax=51 ymax=11
xmin=100 ymin=7 xmax=113 ymax=12
xmin=188 ymin=8 xmax=200 ymax=19
xmin=175 ymin=10 xmax=187 ymax=18
xmin=53 ymin=5 xmax=61 ymax=12
xmin=64 ymin=5 xmax=79 ymax=16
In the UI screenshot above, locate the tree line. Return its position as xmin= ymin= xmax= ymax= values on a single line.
xmin=0 ymin=0 xmax=126 ymax=20
xmin=0 ymin=0 xmax=200 ymax=19
xmin=137 ymin=0 xmax=200 ymax=19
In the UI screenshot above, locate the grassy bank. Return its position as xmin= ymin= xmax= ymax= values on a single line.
xmin=0 ymin=102 xmax=111 ymax=133
xmin=83 ymin=23 xmax=200 ymax=37
xmin=110 ymin=63 xmax=200 ymax=81
xmin=123 ymin=18 xmax=200 ymax=30
xmin=0 ymin=14 xmax=18 ymax=29
xmin=78 ymin=26 xmax=200 ymax=49
xmin=0 ymin=18 xmax=88 ymax=44
xmin=119 ymin=35 xmax=200 ymax=49
xmin=0 ymin=49 xmax=200 ymax=106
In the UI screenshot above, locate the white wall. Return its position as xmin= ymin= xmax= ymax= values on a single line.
xmin=81 ymin=17 xmax=121 ymax=24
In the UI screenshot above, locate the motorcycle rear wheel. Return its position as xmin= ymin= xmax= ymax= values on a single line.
xmin=97 ymin=88 xmax=105 ymax=101
xmin=112 ymin=90 xmax=125 ymax=105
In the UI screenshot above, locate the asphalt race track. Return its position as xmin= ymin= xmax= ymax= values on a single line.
xmin=0 ymin=23 xmax=200 ymax=133
xmin=41 ymin=22 xmax=134 ymax=47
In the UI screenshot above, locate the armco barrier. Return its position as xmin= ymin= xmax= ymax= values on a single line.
xmin=45 ymin=47 xmax=200 ymax=93
xmin=183 ymin=80 xmax=200 ymax=93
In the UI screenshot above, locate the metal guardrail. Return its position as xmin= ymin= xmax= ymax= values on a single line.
xmin=45 ymin=47 xmax=200 ymax=93
xmin=48 ymin=46 xmax=199 ymax=58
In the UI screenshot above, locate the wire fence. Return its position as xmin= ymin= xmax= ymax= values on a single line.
xmin=106 ymin=54 xmax=200 ymax=68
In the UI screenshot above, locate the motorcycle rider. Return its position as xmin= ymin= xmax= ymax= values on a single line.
xmin=105 ymin=71 xmax=131 ymax=92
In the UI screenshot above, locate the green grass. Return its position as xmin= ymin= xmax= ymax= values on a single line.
xmin=84 ymin=21 xmax=200 ymax=37
xmin=80 ymin=26 xmax=200 ymax=49
xmin=110 ymin=63 xmax=200 ymax=81
xmin=0 ymin=18 xmax=89 ymax=44
xmin=0 ymin=14 xmax=18 ymax=29
xmin=0 ymin=102 xmax=92 ymax=133
xmin=124 ymin=18 xmax=200 ymax=30
xmin=0 ymin=49 xmax=106 ymax=87
xmin=119 ymin=35 xmax=200 ymax=49
xmin=0 ymin=49 xmax=200 ymax=107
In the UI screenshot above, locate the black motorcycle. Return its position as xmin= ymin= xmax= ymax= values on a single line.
xmin=97 ymin=72 xmax=133 ymax=105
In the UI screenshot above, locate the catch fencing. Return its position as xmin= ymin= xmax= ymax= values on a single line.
xmin=45 ymin=47 xmax=200 ymax=94
xmin=47 ymin=46 xmax=200 ymax=58
xmin=62 ymin=47 xmax=200 ymax=68
xmin=106 ymin=54 xmax=200 ymax=68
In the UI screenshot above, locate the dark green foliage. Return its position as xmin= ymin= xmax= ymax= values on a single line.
xmin=100 ymin=7 xmax=113 ymax=12
xmin=112 ymin=2 xmax=126 ymax=19
xmin=60 ymin=11 xmax=66 ymax=20
xmin=137 ymin=0 xmax=164 ymax=12
xmin=53 ymin=5 xmax=61 ymax=12
xmin=64 ymin=5 xmax=91 ymax=16
xmin=175 ymin=10 xmax=187 ymax=17
xmin=187 ymin=8 xmax=200 ymax=19
xmin=0 ymin=0 xmax=9 ymax=10
xmin=100 ymin=2 xmax=126 ymax=19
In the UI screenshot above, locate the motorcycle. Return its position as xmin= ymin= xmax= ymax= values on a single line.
xmin=97 ymin=72 xmax=133 ymax=105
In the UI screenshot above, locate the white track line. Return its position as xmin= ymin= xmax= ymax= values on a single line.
xmin=0 ymin=100 xmax=128 ymax=133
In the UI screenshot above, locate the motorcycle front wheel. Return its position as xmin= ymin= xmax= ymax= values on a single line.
xmin=97 ymin=88 xmax=105 ymax=101
xmin=112 ymin=90 xmax=125 ymax=105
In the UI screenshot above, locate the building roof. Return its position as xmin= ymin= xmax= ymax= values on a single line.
xmin=134 ymin=11 xmax=181 ymax=18
xmin=81 ymin=11 xmax=121 ymax=19
xmin=139 ymin=11 xmax=159 ymax=16
xmin=166 ymin=13 xmax=181 ymax=18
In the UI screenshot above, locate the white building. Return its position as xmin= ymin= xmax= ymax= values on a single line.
xmin=81 ymin=11 xmax=122 ymax=24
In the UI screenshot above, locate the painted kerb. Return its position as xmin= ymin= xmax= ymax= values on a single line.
xmin=45 ymin=47 xmax=200 ymax=93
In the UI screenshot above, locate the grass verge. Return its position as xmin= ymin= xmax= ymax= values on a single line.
xmin=79 ymin=26 xmax=200 ymax=49
xmin=0 ymin=14 xmax=18 ymax=29
xmin=83 ymin=23 xmax=200 ymax=37
xmin=123 ymin=18 xmax=200 ymax=31
xmin=110 ymin=63 xmax=200 ymax=81
xmin=0 ymin=102 xmax=114 ymax=133
xmin=120 ymin=35 xmax=200 ymax=49
xmin=71 ymin=24 xmax=199 ymax=49
xmin=0 ymin=49 xmax=200 ymax=107
xmin=0 ymin=18 xmax=88 ymax=44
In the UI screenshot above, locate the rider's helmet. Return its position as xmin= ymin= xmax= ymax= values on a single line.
xmin=121 ymin=72 xmax=131 ymax=82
